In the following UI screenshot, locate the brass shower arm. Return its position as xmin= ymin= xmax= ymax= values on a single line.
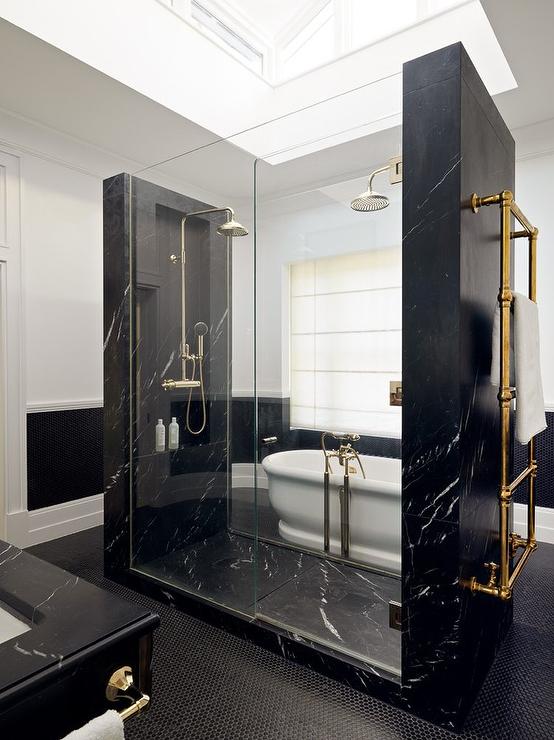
xmin=180 ymin=207 xmax=234 ymax=238
xmin=368 ymin=165 xmax=390 ymax=191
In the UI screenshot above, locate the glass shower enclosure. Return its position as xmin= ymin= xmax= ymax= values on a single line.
xmin=106 ymin=80 xmax=403 ymax=682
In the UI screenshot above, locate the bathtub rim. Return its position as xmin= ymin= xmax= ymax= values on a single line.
xmin=262 ymin=449 xmax=401 ymax=497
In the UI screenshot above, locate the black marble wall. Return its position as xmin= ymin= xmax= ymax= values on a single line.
xmin=104 ymin=174 xmax=233 ymax=571
xmin=401 ymin=43 xmax=514 ymax=729
xmin=27 ymin=407 xmax=103 ymax=510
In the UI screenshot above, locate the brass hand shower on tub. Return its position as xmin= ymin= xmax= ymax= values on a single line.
xmin=162 ymin=207 xmax=248 ymax=435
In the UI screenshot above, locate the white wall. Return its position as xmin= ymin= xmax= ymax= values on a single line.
xmin=23 ymin=156 xmax=103 ymax=408
xmin=0 ymin=105 xmax=230 ymax=545
xmin=515 ymin=150 xmax=554 ymax=407
xmin=0 ymin=105 xmax=233 ymax=410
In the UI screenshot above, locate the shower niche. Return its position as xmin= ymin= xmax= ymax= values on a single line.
xmin=105 ymin=44 xmax=518 ymax=731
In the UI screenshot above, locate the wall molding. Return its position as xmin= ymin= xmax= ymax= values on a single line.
xmin=514 ymin=503 xmax=554 ymax=545
xmin=26 ymin=399 xmax=103 ymax=413
xmin=6 ymin=493 xmax=103 ymax=549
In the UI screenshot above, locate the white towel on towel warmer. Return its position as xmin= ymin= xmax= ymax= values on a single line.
xmin=61 ymin=709 xmax=124 ymax=740
xmin=491 ymin=292 xmax=547 ymax=444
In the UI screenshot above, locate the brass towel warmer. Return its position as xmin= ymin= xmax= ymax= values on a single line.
xmin=467 ymin=190 xmax=539 ymax=600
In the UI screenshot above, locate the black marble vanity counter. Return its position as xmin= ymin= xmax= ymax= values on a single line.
xmin=0 ymin=539 xmax=159 ymax=737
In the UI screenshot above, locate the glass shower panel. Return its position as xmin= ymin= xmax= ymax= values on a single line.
xmin=128 ymin=138 xmax=258 ymax=617
xmin=123 ymin=67 xmax=403 ymax=677
xmin=253 ymin=117 xmax=402 ymax=678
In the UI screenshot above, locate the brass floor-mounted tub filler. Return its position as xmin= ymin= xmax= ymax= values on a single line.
xmin=467 ymin=190 xmax=539 ymax=600
xmin=321 ymin=431 xmax=366 ymax=559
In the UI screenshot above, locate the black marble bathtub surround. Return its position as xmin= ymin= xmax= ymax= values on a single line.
xmin=402 ymin=43 xmax=514 ymax=729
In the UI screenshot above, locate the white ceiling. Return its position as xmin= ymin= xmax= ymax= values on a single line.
xmin=481 ymin=0 xmax=554 ymax=131
xmin=0 ymin=2 xmax=552 ymax=201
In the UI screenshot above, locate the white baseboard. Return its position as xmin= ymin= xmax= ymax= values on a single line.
xmin=6 ymin=494 xmax=104 ymax=548
xmin=513 ymin=503 xmax=554 ymax=544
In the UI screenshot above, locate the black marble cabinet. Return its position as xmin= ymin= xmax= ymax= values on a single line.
xmin=104 ymin=43 xmax=517 ymax=731
xmin=0 ymin=541 xmax=158 ymax=739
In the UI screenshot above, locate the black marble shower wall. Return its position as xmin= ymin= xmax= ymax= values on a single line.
xmin=402 ymin=43 xmax=514 ymax=729
xmin=104 ymin=174 xmax=234 ymax=571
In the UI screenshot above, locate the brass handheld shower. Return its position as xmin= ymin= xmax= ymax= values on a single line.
xmin=186 ymin=322 xmax=209 ymax=436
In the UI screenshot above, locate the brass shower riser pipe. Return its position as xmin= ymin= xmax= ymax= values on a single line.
xmin=465 ymin=190 xmax=539 ymax=601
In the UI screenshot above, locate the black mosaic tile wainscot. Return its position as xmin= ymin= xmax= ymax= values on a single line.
xmin=514 ymin=410 xmax=554 ymax=509
xmin=27 ymin=407 xmax=103 ymax=510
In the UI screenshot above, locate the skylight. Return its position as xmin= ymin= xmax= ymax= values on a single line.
xmin=190 ymin=0 xmax=264 ymax=74
xmin=160 ymin=0 xmax=472 ymax=84
xmin=154 ymin=1 xmax=516 ymax=165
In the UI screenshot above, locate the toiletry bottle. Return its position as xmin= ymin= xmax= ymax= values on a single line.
xmin=155 ymin=419 xmax=166 ymax=452
xmin=169 ymin=417 xmax=179 ymax=450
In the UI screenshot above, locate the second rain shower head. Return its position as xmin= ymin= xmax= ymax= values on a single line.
xmin=350 ymin=189 xmax=389 ymax=212
xmin=351 ymin=157 xmax=402 ymax=213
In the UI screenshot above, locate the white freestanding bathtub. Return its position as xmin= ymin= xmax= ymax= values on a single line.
xmin=262 ymin=449 xmax=401 ymax=575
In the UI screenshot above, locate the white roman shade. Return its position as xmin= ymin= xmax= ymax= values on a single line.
xmin=289 ymin=247 xmax=402 ymax=437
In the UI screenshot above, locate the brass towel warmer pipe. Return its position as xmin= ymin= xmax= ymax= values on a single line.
xmin=467 ymin=190 xmax=539 ymax=600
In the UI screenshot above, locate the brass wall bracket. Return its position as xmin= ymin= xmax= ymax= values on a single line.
xmin=464 ymin=191 xmax=539 ymax=600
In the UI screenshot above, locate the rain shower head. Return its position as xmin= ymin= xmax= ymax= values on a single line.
xmin=351 ymin=158 xmax=402 ymax=213
xmin=217 ymin=218 xmax=249 ymax=237
xmin=350 ymin=190 xmax=389 ymax=212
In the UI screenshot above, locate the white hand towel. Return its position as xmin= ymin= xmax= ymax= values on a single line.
xmin=513 ymin=293 xmax=547 ymax=444
xmin=490 ymin=292 xmax=547 ymax=444
xmin=61 ymin=710 xmax=124 ymax=740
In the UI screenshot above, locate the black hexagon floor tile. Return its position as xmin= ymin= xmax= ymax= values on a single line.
xmin=29 ymin=528 xmax=554 ymax=740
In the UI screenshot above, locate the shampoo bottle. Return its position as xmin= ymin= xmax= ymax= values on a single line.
xmin=155 ymin=419 xmax=166 ymax=452
xmin=169 ymin=417 xmax=179 ymax=450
